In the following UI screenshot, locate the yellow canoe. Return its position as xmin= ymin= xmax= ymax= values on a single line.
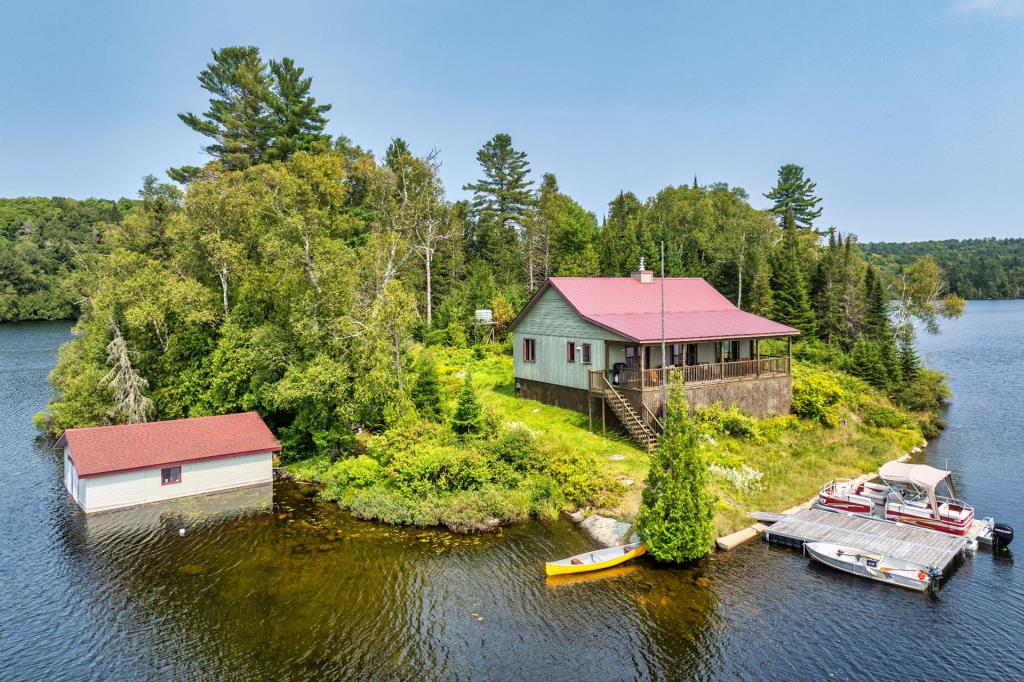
xmin=545 ymin=542 xmax=646 ymax=576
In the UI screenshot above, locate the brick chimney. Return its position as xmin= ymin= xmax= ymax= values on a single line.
xmin=630 ymin=256 xmax=654 ymax=283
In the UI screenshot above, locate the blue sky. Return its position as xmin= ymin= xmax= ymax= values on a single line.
xmin=1 ymin=1 xmax=1021 ymax=242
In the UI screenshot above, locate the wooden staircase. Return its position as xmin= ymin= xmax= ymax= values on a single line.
xmin=600 ymin=378 xmax=659 ymax=450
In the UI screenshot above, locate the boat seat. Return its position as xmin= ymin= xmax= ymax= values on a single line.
xmin=938 ymin=503 xmax=970 ymax=521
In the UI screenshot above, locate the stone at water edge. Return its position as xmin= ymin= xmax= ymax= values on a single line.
xmin=580 ymin=514 xmax=633 ymax=548
xmin=568 ymin=510 xmax=585 ymax=523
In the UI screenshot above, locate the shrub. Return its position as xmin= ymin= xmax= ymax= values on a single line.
xmin=894 ymin=369 xmax=950 ymax=413
xmin=792 ymin=370 xmax=844 ymax=427
xmin=365 ymin=420 xmax=454 ymax=463
xmin=546 ymin=446 xmax=622 ymax=509
xmin=387 ymin=443 xmax=491 ymax=497
xmin=526 ymin=474 xmax=566 ymax=520
xmin=327 ymin=455 xmax=384 ymax=488
xmin=860 ymin=403 xmax=913 ymax=429
xmin=346 ymin=486 xmax=440 ymax=526
xmin=693 ymin=403 xmax=760 ymax=440
xmin=438 ymin=486 xmax=530 ymax=533
xmin=489 ymin=425 xmax=545 ymax=473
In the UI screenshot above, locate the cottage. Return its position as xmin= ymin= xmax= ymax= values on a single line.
xmin=58 ymin=412 xmax=281 ymax=513
xmin=507 ymin=267 xmax=799 ymax=447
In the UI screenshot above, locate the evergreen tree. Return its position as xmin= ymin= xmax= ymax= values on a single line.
xmin=265 ymin=57 xmax=332 ymax=161
xmin=170 ymin=47 xmax=331 ymax=181
xmin=636 ymin=380 xmax=716 ymax=562
xmin=764 ymin=164 xmax=823 ymax=231
xmin=451 ymin=373 xmax=482 ymax=435
xmin=847 ymin=338 xmax=887 ymax=389
xmin=897 ymin=324 xmax=920 ymax=382
xmin=170 ymin=46 xmax=274 ymax=180
xmin=810 ymin=228 xmax=846 ymax=346
xmin=411 ymin=350 xmax=443 ymax=421
xmin=463 ymin=134 xmax=534 ymax=282
xmin=772 ymin=213 xmax=816 ymax=335
xmin=862 ymin=265 xmax=890 ymax=341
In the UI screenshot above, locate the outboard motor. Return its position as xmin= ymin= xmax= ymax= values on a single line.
xmin=992 ymin=522 xmax=1014 ymax=550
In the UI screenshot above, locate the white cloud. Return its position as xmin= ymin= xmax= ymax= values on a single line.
xmin=951 ymin=0 xmax=1024 ymax=17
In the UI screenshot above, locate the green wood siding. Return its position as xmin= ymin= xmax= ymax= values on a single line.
xmin=512 ymin=288 xmax=625 ymax=390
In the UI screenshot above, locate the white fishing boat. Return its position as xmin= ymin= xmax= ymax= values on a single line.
xmin=805 ymin=541 xmax=942 ymax=592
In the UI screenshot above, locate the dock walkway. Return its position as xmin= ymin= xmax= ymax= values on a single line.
xmin=765 ymin=508 xmax=967 ymax=572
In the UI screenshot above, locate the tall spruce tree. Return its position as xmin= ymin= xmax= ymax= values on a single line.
xmin=764 ymin=164 xmax=823 ymax=231
xmin=810 ymin=228 xmax=846 ymax=346
xmin=772 ymin=212 xmax=816 ymax=335
xmin=451 ymin=373 xmax=482 ymax=436
xmin=862 ymin=265 xmax=890 ymax=341
xmin=411 ymin=350 xmax=443 ymax=421
xmin=636 ymin=380 xmax=716 ymax=562
xmin=463 ymin=134 xmax=534 ymax=282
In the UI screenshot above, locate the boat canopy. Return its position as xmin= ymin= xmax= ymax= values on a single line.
xmin=879 ymin=462 xmax=957 ymax=510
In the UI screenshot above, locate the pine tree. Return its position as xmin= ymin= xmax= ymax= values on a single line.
xmin=764 ymin=164 xmax=823 ymax=231
xmin=411 ymin=350 xmax=443 ymax=421
xmin=772 ymin=213 xmax=816 ymax=335
xmin=102 ymin=323 xmax=154 ymax=423
xmin=170 ymin=47 xmax=331 ymax=181
xmin=451 ymin=373 xmax=482 ymax=435
xmin=265 ymin=57 xmax=332 ymax=161
xmin=463 ymin=134 xmax=534 ymax=283
xmin=170 ymin=46 xmax=274 ymax=180
xmin=636 ymin=380 xmax=716 ymax=562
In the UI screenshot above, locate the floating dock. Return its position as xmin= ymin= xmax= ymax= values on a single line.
xmin=764 ymin=508 xmax=968 ymax=572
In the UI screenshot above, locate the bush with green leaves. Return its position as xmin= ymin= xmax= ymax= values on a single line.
xmin=488 ymin=424 xmax=545 ymax=473
xmin=545 ymin=446 xmax=621 ymax=509
xmin=791 ymin=369 xmax=844 ymax=427
xmin=693 ymin=403 xmax=760 ymax=440
xmin=411 ymin=350 xmax=444 ymax=421
xmin=387 ymin=443 xmax=492 ymax=497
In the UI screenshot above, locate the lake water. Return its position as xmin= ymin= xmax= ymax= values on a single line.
xmin=1 ymin=304 xmax=1022 ymax=681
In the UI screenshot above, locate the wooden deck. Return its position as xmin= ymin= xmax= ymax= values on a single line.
xmin=765 ymin=508 xmax=968 ymax=572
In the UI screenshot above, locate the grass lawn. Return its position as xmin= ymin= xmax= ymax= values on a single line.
xmin=436 ymin=347 xmax=925 ymax=536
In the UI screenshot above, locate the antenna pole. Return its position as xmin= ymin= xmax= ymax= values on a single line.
xmin=660 ymin=241 xmax=667 ymax=388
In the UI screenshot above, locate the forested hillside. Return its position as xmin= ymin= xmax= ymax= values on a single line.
xmin=863 ymin=238 xmax=1024 ymax=300
xmin=0 ymin=196 xmax=131 ymax=320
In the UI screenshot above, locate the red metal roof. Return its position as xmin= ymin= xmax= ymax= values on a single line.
xmin=512 ymin=276 xmax=799 ymax=342
xmin=56 ymin=412 xmax=282 ymax=477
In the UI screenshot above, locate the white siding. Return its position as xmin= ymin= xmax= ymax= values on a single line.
xmin=76 ymin=451 xmax=274 ymax=514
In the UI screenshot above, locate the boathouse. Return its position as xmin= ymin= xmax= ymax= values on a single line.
xmin=507 ymin=268 xmax=799 ymax=448
xmin=58 ymin=412 xmax=281 ymax=513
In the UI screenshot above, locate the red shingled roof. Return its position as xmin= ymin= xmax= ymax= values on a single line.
xmin=510 ymin=276 xmax=799 ymax=342
xmin=56 ymin=412 xmax=281 ymax=477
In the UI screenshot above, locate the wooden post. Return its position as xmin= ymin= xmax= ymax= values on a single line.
xmin=755 ymin=338 xmax=761 ymax=376
xmin=588 ymin=395 xmax=593 ymax=433
xmin=788 ymin=336 xmax=793 ymax=373
xmin=640 ymin=344 xmax=645 ymax=390
xmin=601 ymin=398 xmax=606 ymax=436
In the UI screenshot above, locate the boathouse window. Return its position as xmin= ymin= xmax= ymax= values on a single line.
xmin=566 ymin=341 xmax=576 ymax=363
xmin=581 ymin=343 xmax=591 ymax=365
xmin=161 ymin=466 xmax=181 ymax=485
xmin=523 ymin=338 xmax=536 ymax=363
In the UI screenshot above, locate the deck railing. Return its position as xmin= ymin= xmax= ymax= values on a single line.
xmin=592 ymin=355 xmax=789 ymax=392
